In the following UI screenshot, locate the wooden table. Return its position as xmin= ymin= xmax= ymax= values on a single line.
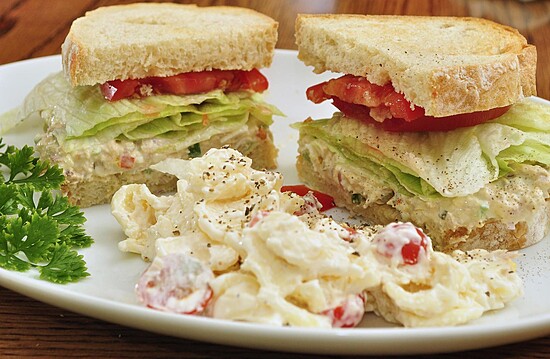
xmin=0 ymin=0 xmax=549 ymax=357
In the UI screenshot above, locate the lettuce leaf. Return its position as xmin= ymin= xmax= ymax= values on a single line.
xmin=295 ymin=98 xmax=550 ymax=198
xmin=17 ymin=72 xmax=282 ymax=145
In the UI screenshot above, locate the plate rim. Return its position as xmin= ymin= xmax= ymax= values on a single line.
xmin=0 ymin=51 xmax=549 ymax=355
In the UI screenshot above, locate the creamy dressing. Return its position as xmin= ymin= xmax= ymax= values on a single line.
xmin=390 ymin=163 xmax=550 ymax=245
xmin=35 ymin=115 xmax=262 ymax=179
xmin=302 ymin=136 xmax=550 ymax=249
xmin=111 ymin=148 xmax=523 ymax=328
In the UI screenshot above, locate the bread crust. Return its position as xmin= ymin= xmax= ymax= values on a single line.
xmin=295 ymin=14 xmax=537 ymax=117
xmin=63 ymin=3 xmax=278 ymax=86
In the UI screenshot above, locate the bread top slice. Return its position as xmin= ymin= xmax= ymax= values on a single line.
xmin=62 ymin=3 xmax=278 ymax=87
xmin=295 ymin=14 xmax=537 ymax=117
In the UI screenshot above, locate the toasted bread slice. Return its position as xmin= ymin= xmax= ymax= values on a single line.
xmin=63 ymin=3 xmax=278 ymax=86
xmin=295 ymin=14 xmax=536 ymax=117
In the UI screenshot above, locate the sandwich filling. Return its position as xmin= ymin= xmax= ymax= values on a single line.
xmin=295 ymin=98 xmax=550 ymax=250
xmin=17 ymin=72 xmax=282 ymax=180
xmin=307 ymin=75 xmax=511 ymax=132
xmin=101 ymin=69 xmax=268 ymax=101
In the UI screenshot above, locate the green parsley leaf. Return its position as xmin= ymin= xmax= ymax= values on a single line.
xmin=8 ymin=211 xmax=59 ymax=263
xmin=0 ymin=140 xmax=64 ymax=190
xmin=0 ymin=216 xmax=32 ymax=271
xmin=35 ymin=191 xmax=93 ymax=247
xmin=0 ymin=138 xmax=93 ymax=283
xmin=39 ymin=243 xmax=90 ymax=283
xmin=0 ymin=184 xmax=18 ymax=214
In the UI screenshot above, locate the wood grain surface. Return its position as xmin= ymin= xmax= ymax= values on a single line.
xmin=0 ymin=0 xmax=549 ymax=357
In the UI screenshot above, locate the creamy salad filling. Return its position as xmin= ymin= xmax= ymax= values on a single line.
xmin=111 ymin=148 xmax=522 ymax=328
xmin=294 ymin=98 xmax=550 ymax=249
xmin=294 ymin=98 xmax=550 ymax=198
xmin=14 ymin=71 xmax=281 ymax=180
xmin=35 ymin=116 xmax=268 ymax=179
xmin=300 ymin=136 xmax=550 ymax=248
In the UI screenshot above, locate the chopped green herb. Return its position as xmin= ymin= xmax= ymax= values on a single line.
xmin=351 ymin=193 xmax=365 ymax=205
xmin=188 ymin=143 xmax=202 ymax=158
xmin=0 ymin=139 xmax=92 ymax=283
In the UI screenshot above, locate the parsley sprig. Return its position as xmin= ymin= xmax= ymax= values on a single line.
xmin=0 ymin=139 xmax=92 ymax=283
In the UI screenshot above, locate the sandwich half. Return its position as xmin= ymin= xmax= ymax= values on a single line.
xmin=294 ymin=14 xmax=550 ymax=252
xmin=16 ymin=3 xmax=281 ymax=207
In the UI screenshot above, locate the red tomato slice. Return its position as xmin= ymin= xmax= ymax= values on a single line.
xmin=331 ymin=97 xmax=373 ymax=122
xmin=307 ymin=75 xmax=510 ymax=131
xmin=227 ymin=69 xmax=269 ymax=93
xmin=322 ymin=74 xmax=394 ymax=108
xmin=100 ymin=79 xmax=140 ymax=101
xmin=306 ymin=82 xmax=331 ymax=104
xmin=281 ymin=184 xmax=336 ymax=211
xmin=383 ymin=91 xmax=425 ymax=122
xmin=148 ymin=70 xmax=235 ymax=95
xmin=333 ymin=98 xmax=511 ymax=132
xmin=101 ymin=69 xmax=269 ymax=101
xmin=380 ymin=106 xmax=511 ymax=132
xmin=307 ymin=75 xmax=423 ymax=122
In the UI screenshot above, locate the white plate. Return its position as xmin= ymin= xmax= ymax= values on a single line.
xmin=0 ymin=50 xmax=549 ymax=356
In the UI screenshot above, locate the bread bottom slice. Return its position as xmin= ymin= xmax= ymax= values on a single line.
xmin=40 ymin=122 xmax=278 ymax=208
xmin=296 ymin=135 xmax=550 ymax=252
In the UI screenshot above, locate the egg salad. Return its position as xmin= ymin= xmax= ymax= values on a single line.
xmin=111 ymin=147 xmax=523 ymax=328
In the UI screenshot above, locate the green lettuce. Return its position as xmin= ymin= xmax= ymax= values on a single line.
xmin=16 ymin=72 xmax=282 ymax=148
xmin=295 ymin=98 xmax=550 ymax=198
